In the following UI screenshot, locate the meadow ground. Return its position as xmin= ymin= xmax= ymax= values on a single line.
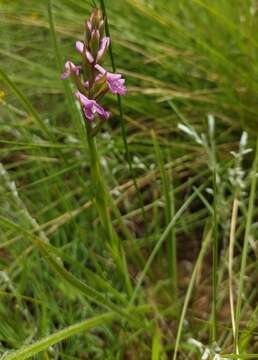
xmin=0 ymin=0 xmax=258 ymax=359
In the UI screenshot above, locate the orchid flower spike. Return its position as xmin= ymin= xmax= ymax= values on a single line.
xmin=61 ymin=8 xmax=127 ymax=126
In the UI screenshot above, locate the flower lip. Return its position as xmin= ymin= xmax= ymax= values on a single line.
xmin=94 ymin=64 xmax=127 ymax=95
xmin=60 ymin=61 xmax=81 ymax=80
xmin=75 ymin=91 xmax=110 ymax=122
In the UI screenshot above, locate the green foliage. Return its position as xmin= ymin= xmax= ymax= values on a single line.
xmin=0 ymin=0 xmax=258 ymax=359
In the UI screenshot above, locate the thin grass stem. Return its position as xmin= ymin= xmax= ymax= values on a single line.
xmin=151 ymin=129 xmax=177 ymax=294
xmin=234 ymin=137 xmax=258 ymax=354
xmin=229 ymin=198 xmax=239 ymax=344
xmin=172 ymin=228 xmax=212 ymax=360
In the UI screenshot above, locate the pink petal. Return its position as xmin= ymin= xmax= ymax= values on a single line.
xmin=84 ymin=107 xmax=94 ymax=122
xmin=76 ymin=41 xmax=84 ymax=54
xmin=96 ymin=37 xmax=110 ymax=61
xmin=75 ymin=91 xmax=89 ymax=106
xmin=60 ymin=71 xmax=69 ymax=80
xmin=86 ymin=20 xmax=92 ymax=32
xmin=95 ymin=64 xmax=106 ymax=74
xmin=86 ymin=50 xmax=94 ymax=63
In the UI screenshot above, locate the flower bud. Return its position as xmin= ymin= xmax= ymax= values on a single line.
xmin=96 ymin=37 xmax=110 ymax=63
xmin=90 ymin=29 xmax=100 ymax=59
xmin=85 ymin=20 xmax=92 ymax=43
xmin=90 ymin=8 xmax=102 ymax=29
xmin=81 ymin=50 xmax=92 ymax=79
xmin=98 ymin=19 xmax=105 ymax=38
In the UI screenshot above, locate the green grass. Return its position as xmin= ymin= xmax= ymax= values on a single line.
xmin=0 ymin=0 xmax=258 ymax=359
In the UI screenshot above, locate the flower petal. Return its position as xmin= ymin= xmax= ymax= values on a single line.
xmin=76 ymin=41 xmax=84 ymax=54
xmin=94 ymin=102 xmax=110 ymax=120
xmin=75 ymin=91 xmax=109 ymax=122
xmin=61 ymin=61 xmax=80 ymax=80
xmin=86 ymin=50 xmax=94 ymax=63
xmin=75 ymin=91 xmax=89 ymax=106
xmin=86 ymin=20 xmax=92 ymax=32
xmin=60 ymin=71 xmax=69 ymax=80
xmin=95 ymin=64 xmax=106 ymax=74
xmin=83 ymin=107 xmax=94 ymax=122
xmin=96 ymin=37 xmax=110 ymax=61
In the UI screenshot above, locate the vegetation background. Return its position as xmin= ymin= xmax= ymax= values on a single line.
xmin=0 ymin=0 xmax=257 ymax=359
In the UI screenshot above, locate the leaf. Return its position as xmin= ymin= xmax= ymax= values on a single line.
xmin=0 ymin=68 xmax=51 ymax=139
xmin=2 ymin=312 xmax=115 ymax=360
xmin=151 ymin=328 xmax=162 ymax=360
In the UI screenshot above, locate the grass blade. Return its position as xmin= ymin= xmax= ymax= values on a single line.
xmin=152 ymin=129 xmax=177 ymax=293
xmin=0 ymin=68 xmax=51 ymax=138
xmin=234 ymin=137 xmax=258 ymax=354
xmin=152 ymin=328 xmax=162 ymax=360
xmin=2 ymin=312 xmax=115 ymax=360
xmin=172 ymin=228 xmax=212 ymax=360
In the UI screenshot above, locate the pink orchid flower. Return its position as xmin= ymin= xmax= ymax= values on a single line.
xmin=75 ymin=91 xmax=110 ymax=122
xmin=95 ymin=64 xmax=126 ymax=95
xmin=61 ymin=61 xmax=81 ymax=80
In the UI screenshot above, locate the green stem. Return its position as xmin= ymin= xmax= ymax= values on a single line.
xmin=85 ymin=123 xmax=133 ymax=296
xmin=172 ymin=228 xmax=212 ymax=360
xmin=99 ymin=0 xmax=148 ymax=238
xmin=211 ymin=166 xmax=219 ymax=343
xmin=234 ymin=137 xmax=258 ymax=354
xmin=209 ymin=119 xmax=219 ymax=345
